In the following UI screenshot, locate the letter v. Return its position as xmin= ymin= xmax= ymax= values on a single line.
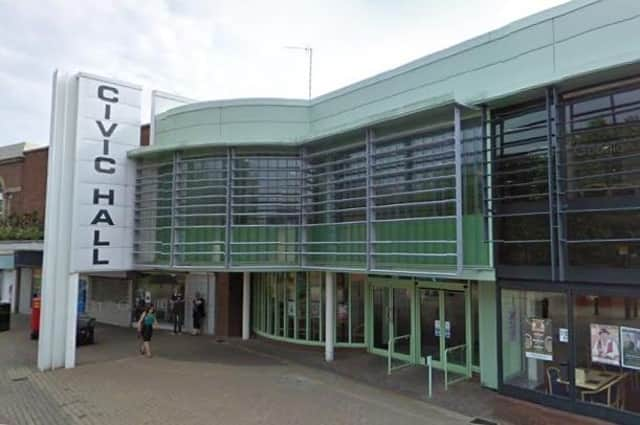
xmin=96 ymin=121 xmax=118 ymax=137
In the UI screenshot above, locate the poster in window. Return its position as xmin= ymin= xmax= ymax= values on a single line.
xmin=621 ymin=326 xmax=640 ymax=370
xmin=590 ymin=324 xmax=620 ymax=366
xmin=524 ymin=318 xmax=553 ymax=361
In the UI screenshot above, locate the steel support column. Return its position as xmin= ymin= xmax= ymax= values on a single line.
xmin=224 ymin=147 xmax=233 ymax=268
xmin=324 ymin=271 xmax=335 ymax=362
xmin=242 ymin=271 xmax=250 ymax=340
xmin=365 ymin=128 xmax=375 ymax=271
xmin=299 ymin=148 xmax=307 ymax=267
xmin=552 ymin=87 xmax=567 ymax=282
xmin=169 ymin=151 xmax=180 ymax=267
xmin=546 ymin=88 xmax=558 ymax=281
xmin=454 ymin=106 xmax=464 ymax=274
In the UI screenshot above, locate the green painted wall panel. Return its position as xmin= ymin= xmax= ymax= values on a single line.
xmin=479 ymin=281 xmax=498 ymax=389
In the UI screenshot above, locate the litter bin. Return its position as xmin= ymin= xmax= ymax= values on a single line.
xmin=0 ymin=302 xmax=10 ymax=332
xmin=76 ymin=313 xmax=96 ymax=345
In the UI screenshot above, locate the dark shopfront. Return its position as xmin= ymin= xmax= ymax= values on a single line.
xmin=489 ymin=75 xmax=640 ymax=424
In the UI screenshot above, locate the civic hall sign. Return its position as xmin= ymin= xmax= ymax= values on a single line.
xmin=38 ymin=72 xmax=141 ymax=371
xmin=71 ymin=75 xmax=140 ymax=270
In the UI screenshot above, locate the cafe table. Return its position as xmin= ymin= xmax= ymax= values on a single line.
xmin=557 ymin=368 xmax=621 ymax=391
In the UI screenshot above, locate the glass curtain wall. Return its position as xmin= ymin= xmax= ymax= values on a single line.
xmin=489 ymin=102 xmax=552 ymax=279
xmin=252 ymin=272 xmax=365 ymax=346
xmin=134 ymin=153 xmax=173 ymax=266
xmin=370 ymin=122 xmax=458 ymax=272
xmin=134 ymin=110 xmax=489 ymax=274
xmin=303 ymin=134 xmax=367 ymax=268
xmin=174 ymin=150 xmax=227 ymax=266
xmin=231 ymin=150 xmax=301 ymax=266
xmin=560 ymin=82 xmax=640 ymax=282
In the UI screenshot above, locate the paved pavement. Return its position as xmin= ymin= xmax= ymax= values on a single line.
xmin=0 ymin=315 xmax=613 ymax=425
xmin=1 ymin=316 xmax=470 ymax=425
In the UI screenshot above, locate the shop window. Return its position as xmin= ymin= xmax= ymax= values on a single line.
xmin=574 ymin=294 xmax=640 ymax=416
xmin=501 ymin=290 xmax=569 ymax=398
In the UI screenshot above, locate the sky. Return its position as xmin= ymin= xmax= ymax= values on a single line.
xmin=0 ymin=0 xmax=569 ymax=147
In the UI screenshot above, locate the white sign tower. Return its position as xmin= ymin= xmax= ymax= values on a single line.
xmin=38 ymin=71 xmax=141 ymax=370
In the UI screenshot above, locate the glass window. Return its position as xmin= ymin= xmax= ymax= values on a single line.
xmin=561 ymin=83 xmax=640 ymax=274
xmin=491 ymin=103 xmax=552 ymax=273
xmin=350 ymin=274 xmax=366 ymax=343
xmin=309 ymin=272 xmax=323 ymax=341
xmin=336 ymin=273 xmax=349 ymax=343
xmin=286 ymin=272 xmax=296 ymax=339
xmin=574 ymin=294 xmax=640 ymax=416
xmin=296 ymin=273 xmax=307 ymax=340
xmin=501 ymin=289 xmax=569 ymax=398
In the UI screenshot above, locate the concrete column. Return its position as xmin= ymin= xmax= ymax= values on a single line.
xmin=242 ymin=271 xmax=250 ymax=340
xmin=325 ymin=272 xmax=335 ymax=362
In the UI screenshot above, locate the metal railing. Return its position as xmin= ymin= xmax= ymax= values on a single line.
xmin=443 ymin=344 xmax=470 ymax=390
xmin=387 ymin=334 xmax=412 ymax=375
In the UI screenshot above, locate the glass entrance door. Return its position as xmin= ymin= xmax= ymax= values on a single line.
xmin=418 ymin=287 xmax=470 ymax=374
xmin=420 ymin=289 xmax=441 ymax=362
xmin=444 ymin=291 xmax=467 ymax=368
xmin=371 ymin=282 xmax=414 ymax=360
xmin=372 ymin=285 xmax=390 ymax=351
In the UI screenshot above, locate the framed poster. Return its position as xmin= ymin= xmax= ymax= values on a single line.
xmin=524 ymin=318 xmax=553 ymax=361
xmin=591 ymin=324 xmax=620 ymax=366
xmin=621 ymin=326 xmax=640 ymax=370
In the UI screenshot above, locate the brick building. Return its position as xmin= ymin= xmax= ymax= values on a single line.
xmin=0 ymin=143 xmax=48 ymax=314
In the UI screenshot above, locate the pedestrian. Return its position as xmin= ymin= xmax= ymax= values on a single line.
xmin=192 ymin=292 xmax=206 ymax=335
xmin=169 ymin=288 xmax=184 ymax=335
xmin=137 ymin=305 xmax=157 ymax=357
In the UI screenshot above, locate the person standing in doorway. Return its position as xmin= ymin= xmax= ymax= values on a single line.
xmin=192 ymin=293 xmax=206 ymax=335
xmin=137 ymin=305 xmax=157 ymax=358
xmin=169 ymin=289 xmax=184 ymax=335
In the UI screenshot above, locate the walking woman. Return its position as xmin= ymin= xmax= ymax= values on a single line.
xmin=137 ymin=305 xmax=157 ymax=358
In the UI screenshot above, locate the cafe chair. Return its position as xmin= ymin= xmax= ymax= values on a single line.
xmin=581 ymin=375 xmax=625 ymax=408
xmin=547 ymin=367 xmax=568 ymax=397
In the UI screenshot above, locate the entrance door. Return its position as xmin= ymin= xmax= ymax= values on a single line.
xmin=370 ymin=281 xmax=414 ymax=360
xmin=418 ymin=285 xmax=470 ymax=375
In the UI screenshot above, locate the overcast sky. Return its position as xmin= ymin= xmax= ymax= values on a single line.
xmin=0 ymin=0 xmax=568 ymax=147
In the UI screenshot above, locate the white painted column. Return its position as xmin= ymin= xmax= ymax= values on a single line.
xmin=242 ymin=271 xmax=250 ymax=340
xmin=206 ymin=273 xmax=216 ymax=335
xmin=38 ymin=72 xmax=79 ymax=371
xmin=325 ymin=272 xmax=335 ymax=362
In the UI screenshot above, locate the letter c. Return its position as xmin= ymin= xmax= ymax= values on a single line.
xmin=95 ymin=157 xmax=116 ymax=174
xmin=98 ymin=85 xmax=119 ymax=103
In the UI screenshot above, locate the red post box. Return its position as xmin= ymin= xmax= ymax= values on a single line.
xmin=30 ymin=297 xmax=40 ymax=340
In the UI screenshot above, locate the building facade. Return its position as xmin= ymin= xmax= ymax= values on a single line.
xmin=0 ymin=143 xmax=47 ymax=314
xmin=36 ymin=1 xmax=640 ymax=423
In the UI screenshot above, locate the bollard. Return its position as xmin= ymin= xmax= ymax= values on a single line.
xmin=427 ymin=355 xmax=433 ymax=399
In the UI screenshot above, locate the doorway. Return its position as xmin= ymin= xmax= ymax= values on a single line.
xmin=418 ymin=283 xmax=471 ymax=376
xmin=370 ymin=279 xmax=415 ymax=362
xmin=368 ymin=278 xmax=472 ymax=376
